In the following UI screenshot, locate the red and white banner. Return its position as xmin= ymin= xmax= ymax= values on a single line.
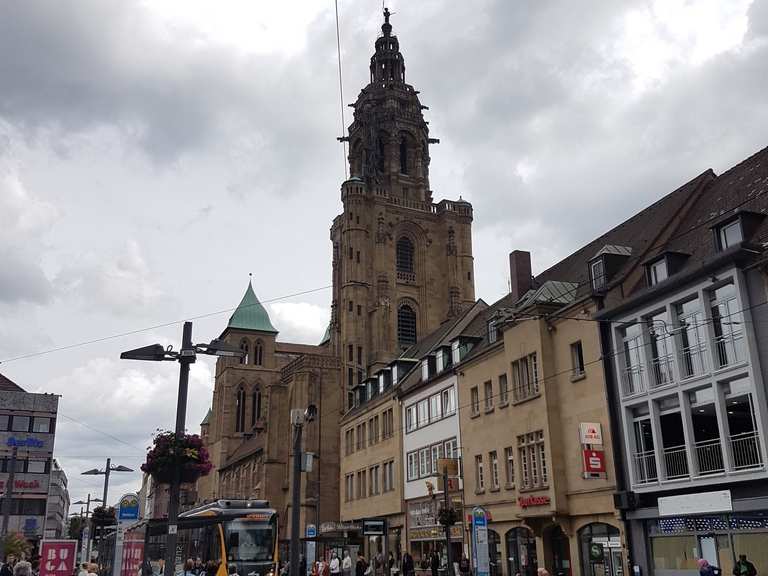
xmin=121 ymin=538 xmax=144 ymax=576
xmin=40 ymin=540 xmax=78 ymax=576
xmin=583 ymin=449 xmax=606 ymax=474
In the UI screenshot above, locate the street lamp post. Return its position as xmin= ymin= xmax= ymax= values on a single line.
xmin=120 ymin=321 xmax=244 ymax=576
xmin=72 ymin=495 xmax=103 ymax=562
xmin=289 ymin=405 xmax=317 ymax=576
xmin=82 ymin=461 xmax=133 ymax=509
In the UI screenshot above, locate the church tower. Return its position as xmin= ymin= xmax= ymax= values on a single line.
xmin=331 ymin=9 xmax=475 ymax=409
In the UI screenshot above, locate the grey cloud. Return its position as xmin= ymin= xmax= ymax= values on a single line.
xmin=0 ymin=249 xmax=52 ymax=303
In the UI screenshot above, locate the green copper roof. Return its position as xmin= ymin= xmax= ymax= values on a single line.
xmin=319 ymin=322 xmax=331 ymax=346
xmin=200 ymin=408 xmax=213 ymax=426
xmin=227 ymin=280 xmax=278 ymax=333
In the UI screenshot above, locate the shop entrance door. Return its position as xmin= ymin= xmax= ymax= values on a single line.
xmin=548 ymin=526 xmax=571 ymax=576
xmin=699 ymin=536 xmax=718 ymax=568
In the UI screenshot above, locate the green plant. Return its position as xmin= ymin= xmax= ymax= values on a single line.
xmin=437 ymin=506 xmax=459 ymax=526
xmin=1 ymin=532 xmax=32 ymax=558
xmin=141 ymin=429 xmax=212 ymax=484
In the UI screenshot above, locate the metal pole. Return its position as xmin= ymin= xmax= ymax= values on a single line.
xmin=103 ymin=458 xmax=111 ymax=506
xmin=0 ymin=446 xmax=19 ymax=556
xmin=164 ymin=321 xmax=194 ymax=576
xmin=85 ymin=494 xmax=93 ymax=562
xmin=443 ymin=466 xmax=454 ymax=576
xmin=289 ymin=422 xmax=303 ymax=576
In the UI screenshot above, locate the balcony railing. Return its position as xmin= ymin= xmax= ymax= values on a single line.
xmin=715 ymin=331 xmax=746 ymax=369
xmin=397 ymin=270 xmax=416 ymax=284
xmin=695 ymin=439 xmax=725 ymax=475
xmin=663 ymin=445 xmax=690 ymax=479
xmin=621 ymin=364 xmax=646 ymax=396
xmin=731 ymin=431 xmax=764 ymax=470
xmin=681 ymin=344 xmax=707 ymax=379
xmin=633 ymin=450 xmax=658 ymax=484
xmin=650 ymin=355 xmax=675 ymax=388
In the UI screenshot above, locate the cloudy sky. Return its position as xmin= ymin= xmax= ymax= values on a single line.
xmin=1 ymin=0 xmax=766 ymax=506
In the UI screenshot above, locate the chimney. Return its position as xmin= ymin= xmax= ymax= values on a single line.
xmin=509 ymin=250 xmax=532 ymax=301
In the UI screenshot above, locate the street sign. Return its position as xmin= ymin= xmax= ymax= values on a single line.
xmin=436 ymin=458 xmax=459 ymax=477
xmin=579 ymin=423 xmax=603 ymax=445
xmin=306 ymin=524 xmax=317 ymax=575
xmin=437 ymin=476 xmax=460 ymax=492
xmin=118 ymin=494 xmax=140 ymax=522
xmin=589 ymin=543 xmax=605 ymax=563
xmin=582 ymin=449 xmax=606 ymax=474
xmin=363 ymin=519 xmax=385 ymax=535
xmin=472 ymin=507 xmax=489 ymax=576
xmin=40 ymin=540 xmax=78 ymax=576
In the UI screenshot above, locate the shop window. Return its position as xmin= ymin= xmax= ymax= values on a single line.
xmin=651 ymin=536 xmax=698 ymax=571
xmin=506 ymin=528 xmax=538 ymax=576
xmin=579 ymin=523 xmax=622 ymax=576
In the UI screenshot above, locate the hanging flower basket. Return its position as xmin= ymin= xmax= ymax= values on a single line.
xmin=141 ymin=430 xmax=212 ymax=485
xmin=438 ymin=506 xmax=459 ymax=526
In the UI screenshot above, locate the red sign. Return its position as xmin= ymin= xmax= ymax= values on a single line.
xmin=0 ymin=479 xmax=41 ymax=491
xmin=121 ymin=539 xmax=145 ymax=576
xmin=583 ymin=449 xmax=606 ymax=474
xmin=517 ymin=495 xmax=551 ymax=509
xmin=40 ymin=540 xmax=78 ymax=576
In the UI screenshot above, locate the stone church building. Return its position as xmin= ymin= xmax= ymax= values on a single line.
xmin=198 ymin=9 xmax=475 ymax=544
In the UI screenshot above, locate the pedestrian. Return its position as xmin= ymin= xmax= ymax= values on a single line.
xmin=77 ymin=564 xmax=88 ymax=576
xmin=429 ymin=551 xmax=439 ymax=576
xmin=401 ymin=553 xmax=414 ymax=576
xmin=699 ymin=560 xmax=717 ymax=576
xmin=300 ymin=556 xmax=307 ymax=576
xmin=356 ymin=553 xmax=368 ymax=576
xmin=1 ymin=556 xmax=16 ymax=576
xmin=87 ymin=564 xmax=99 ymax=576
xmin=388 ymin=553 xmax=395 ymax=575
xmin=459 ymin=555 xmax=470 ymax=576
xmin=330 ymin=552 xmax=341 ymax=576
xmin=13 ymin=562 xmax=32 ymax=576
xmin=320 ymin=559 xmax=330 ymax=576
xmin=536 ymin=569 xmax=550 ymax=576
xmin=733 ymin=555 xmax=757 ymax=576
xmin=184 ymin=560 xmax=196 ymax=576
xmin=228 ymin=565 xmax=240 ymax=576
xmin=342 ymin=552 xmax=353 ymax=576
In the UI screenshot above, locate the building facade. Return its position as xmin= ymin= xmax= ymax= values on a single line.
xmin=0 ymin=373 xmax=60 ymax=547
xmin=600 ymin=148 xmax=768 ymax=576
xmin=45 ymin=459 xmax=70 ymax=539
xmin=199 ymin=281 xmax=342 ymax=548
xmin=330 ymin=9 xmax=475 ymax=411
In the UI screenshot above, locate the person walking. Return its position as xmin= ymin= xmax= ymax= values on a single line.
xmin=356 ymin=553 xmax=368 ymax=576
xmin=342 ymin=552 xmax=353 ymax=576
xmin=1 ymin=556 xmax=16 ymax=576
xmin=459 ymin=555 xmax=470 ymax=576
xmin=733 ymin=555 xmax=757 ymax=576
xmin=429 ymin=551 xmax=439 ymax=576
xmin=401 ymin=553 xmax=414 ymax=576
xmin=330 ymin=553 xmax=341 ymax=576
xmin=13 ymin=561 xmax=32 ymax=576
xmin=699 ymin=560 xmax=718 ymax=576
xmin=77 ymin=564 xmax=88 ymax=576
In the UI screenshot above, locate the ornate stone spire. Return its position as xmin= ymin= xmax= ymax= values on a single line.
xmin=370 ymin=8 xmax=405 ymax=85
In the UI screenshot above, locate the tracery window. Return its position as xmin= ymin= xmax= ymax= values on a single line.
xmin=398 ymin=304 xmax=417 ymax=347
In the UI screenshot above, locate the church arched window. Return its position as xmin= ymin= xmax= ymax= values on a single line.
xmin=239 ymin=339 xmax=249 ymax=365
xmin=398 ymin=304 xmax=417 ymax=348
xmin=396 ymin=237 xmax=415 ymax=274
xmin=251 ymin=388 xmax=262 ymax=425
xmin=254 ymin=340 xmax=264 ymax=366
xmin=377 ymin=136 xmax=386 ymax=172
xmin=399 ymin=138 xmax=408 ymax=174
xmin=235 ymin=387 xmax=246 ymax=433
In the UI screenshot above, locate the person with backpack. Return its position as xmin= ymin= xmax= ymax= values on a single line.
xmin=733 ymin=555 xmax=757 ymax=576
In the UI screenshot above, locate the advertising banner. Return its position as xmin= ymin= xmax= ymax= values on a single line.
xmin=121 ymin=538 xmax=145 ymax=576
xmin=40 ymin=540 xmax=78 ymax=576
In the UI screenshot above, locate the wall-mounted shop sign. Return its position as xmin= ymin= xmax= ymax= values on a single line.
xmin=517 ymin=495 xmax=551 ymax=509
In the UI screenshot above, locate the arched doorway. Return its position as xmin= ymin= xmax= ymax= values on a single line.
xmin=579 ymin=523 xmax=623 ymax=576
xmin=489 ymin=530 xmax=501 ymax=576
xmin=546 ymin=525 xmax=571 ymax=576
xmin=506 ymin=527 xmax=537 ymax=576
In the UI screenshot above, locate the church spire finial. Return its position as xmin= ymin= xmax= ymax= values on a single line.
xmin=382 ymin=6 xmax=393 ymax=37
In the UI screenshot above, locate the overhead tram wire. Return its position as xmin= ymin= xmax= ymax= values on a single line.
xmin=0 ymin=284 xmax=332 ymax=364
xmin=334 ymin=0 xmax=348 ymax=180
xmin=58 ymin=414 xmax=146 ymax=454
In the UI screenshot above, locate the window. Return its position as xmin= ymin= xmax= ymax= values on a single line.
xmin=421 ymin=360 xmax=430 ymax=381
xmin=398 ymin=305 xmax=417 ymax=347
xmin=504 ymin=447 xmax=515 ymax=487
xmin=396 ymin=237 xmax=415 ymax=274
xmin=357 ymin=470 xmax=367 ymax=499
xmin=349 ymin=246 xmax=354 ymax=260
xmin=490 ymin=451 xmax=500 ymax=490
xmin=571 ymin=341 xmax=585 ymax=378
xmin=475 ymin=455 xmax=485 ymax=491
xmin=400 ymin=138 xmax=408 ymax=174
xmin=487 ymin=319 xmax=498 ymax=344
xmin=591 ymin=259 xmax=606 ymax=291
xmin=407 ymin=452 xmax=419 ymax=481
xmin=710 ymin=282 xmax=745 ymax=368
xmin=648 ymin=311 xmax=674 ymax=387
xmin=442 ymin=388 xmax=456 ymax=415
xmin=498 ymin=374 xmax=509 ymax=404
xmin=251 ymin=390 xmax=262 ymax=425
xmin=471 ymin=387 xmax=480 ymax=415
xmin=406 ymin=405 xmax=417 ymax=432
xmin=518 ymin=431 xmax=547 ymax=489
xmin=417 ymin=399 xmax=429 ymax=428
xmin=348 ymin=344 xmax=354 ymax=362
xmin=235 ymin=388 xmax=246 ymax=433
xmin=27 ymin=460 xmax=47 ymax=474
xmin=239 ymin=339 xmax=249 ymax=365
xmin=345 ymin=429 xmax=354 ymax=455
xmin=357 ymin=304 xmax=362 ymax=316
xmin=0 ymin=415 xmax=8 ymax=431
xmin=675 ymin=297 xmax=708 ymax=379
xmin=419 ymin=448 xmax=430 ymax=478
xmin=648 ymin=259 xmax=668 ymax=285
xmin=512 ymin=353 xmax=540 ymax=402
xmin=383 ymin=461 xmax=395 ymax=492
xmin=430 ymin=444 xmax=443 ymax=474
xmin=32 ymin=417 xmax=51 ymax=433
xmin=451 ymin=340 xmax=461 ymax=364
xmin=345 ymin=474 xmax=354 ymax=502
xmin=370 ymin=465 xmax=380 ymax=495
xmin=254 ymin=340 xmax=264 ymax=366
xmin=621 ymin=324 xmax=645 ymax=396
xmin=430 ymin=394 xmax=442 ymax=422
xmin=484 ymin=380 xmax=494 ymax=411
xmin=357 ymin=346 xmax=363 ymax=365
xmin=382 ymin=409 xmax=393 ymax=439
xmin=718 ymin=220 xmax=742 ymax=249
xmin=444 ymin=438 xmax=458 ymax=460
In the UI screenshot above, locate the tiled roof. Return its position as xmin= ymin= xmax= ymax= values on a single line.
xmin=0 ymin=373 xmax=25 ymax=392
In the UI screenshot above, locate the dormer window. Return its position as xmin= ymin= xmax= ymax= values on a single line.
xmin=648 ymin=258 xmax=668 ymax=286
xmin=590 ymin=258 xmax=606 ymax=291
xmin=487 ymin=319 xmax=499 ymax=344
xmin=718 ymin=219 xmax=743 ymax=250
xmin=421 ymin=359 xmax=430 ymax=381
